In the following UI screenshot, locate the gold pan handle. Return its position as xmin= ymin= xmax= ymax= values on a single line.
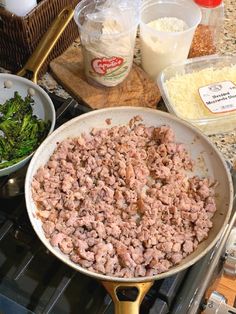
xmin=17 ymin=6 xmax=74 ymax=83
xmin=101 ymin=281 xmax=153 ymax=314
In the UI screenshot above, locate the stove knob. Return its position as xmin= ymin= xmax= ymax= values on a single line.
xmin=203 ymin=291 xmax=236 ymax=314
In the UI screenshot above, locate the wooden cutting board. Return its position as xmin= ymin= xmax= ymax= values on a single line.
xmin=50 ymin=45 xmax=161 ymax=110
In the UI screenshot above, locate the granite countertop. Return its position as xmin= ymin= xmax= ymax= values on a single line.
xmin=39 ymin=0 xmax=235 ymax=165
xmin=208 ymin=0 xmax=236 ymax=165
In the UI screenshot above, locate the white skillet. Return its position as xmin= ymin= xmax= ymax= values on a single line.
xmin=24 ymin=107 xmax=233 ymax=314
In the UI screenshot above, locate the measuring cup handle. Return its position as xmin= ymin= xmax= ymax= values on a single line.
xmin=17 ymin=6 xmax=75 ymax=83
xmin=101 ymin=281 xmax=153 ymax=314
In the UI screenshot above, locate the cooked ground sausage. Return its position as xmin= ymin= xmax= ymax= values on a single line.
xmin=32 ymin=117 xmax=217 ymax=278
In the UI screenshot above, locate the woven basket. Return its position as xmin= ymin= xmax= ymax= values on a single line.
xmin=0 ymin=0 xmax=79 ymax=77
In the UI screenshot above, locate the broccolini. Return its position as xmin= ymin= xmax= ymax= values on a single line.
xmin=0 ymin=92 xmax=51 ymax=169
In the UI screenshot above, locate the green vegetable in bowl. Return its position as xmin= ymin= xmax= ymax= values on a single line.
xmin=0 ymin=92 xmax=50 ymax=169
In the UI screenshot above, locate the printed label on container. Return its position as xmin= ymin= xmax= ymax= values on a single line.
xmin=85 ymin=53 xmax=131 ymax=87
xmin=91 ymin=57 xmax=124 ymax=76
xmin=199 ymin=81 xmax=236 ymax=113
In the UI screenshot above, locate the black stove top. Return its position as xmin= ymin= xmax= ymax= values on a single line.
xmin=0 ymin=94 xmax=224 ymax=314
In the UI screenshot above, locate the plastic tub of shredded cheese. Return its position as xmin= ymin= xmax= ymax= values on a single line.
xmin=157 ymin=55 xmax=236 ymax=135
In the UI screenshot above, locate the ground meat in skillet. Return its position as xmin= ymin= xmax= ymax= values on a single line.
xmin=32 ymin=117 xmax=217 ymax=278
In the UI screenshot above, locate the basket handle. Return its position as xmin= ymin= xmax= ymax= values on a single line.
xmin=17 ymin=6 xmax=74 ymax=83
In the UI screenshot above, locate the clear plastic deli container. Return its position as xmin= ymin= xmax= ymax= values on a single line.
xmin=157 ymin=55 xmax=236 ymax=135
xmin=140 ymin=0 xmax=201 ymax=80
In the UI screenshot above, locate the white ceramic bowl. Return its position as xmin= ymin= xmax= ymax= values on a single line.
xmin=0 ymin=74 xmax=56 ymax=177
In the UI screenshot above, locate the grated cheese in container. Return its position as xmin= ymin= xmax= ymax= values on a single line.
xmin=157 ymin=55 xmax=236 ymax=135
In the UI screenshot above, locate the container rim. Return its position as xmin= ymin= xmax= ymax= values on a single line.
xmin=140 ymin=0 xmax=202 ymax=37
xmin=73 ymin=0 xmax=140 ymax=38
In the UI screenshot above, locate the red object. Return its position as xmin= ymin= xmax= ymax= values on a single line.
xmin=91 ymin=57 xmax=124 ymax=76
xmin=194 ymin=0 xmax=222 ymax=8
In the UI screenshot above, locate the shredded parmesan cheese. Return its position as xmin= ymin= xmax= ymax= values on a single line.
xmin=165 ymin=65 xmax=236 ymax=120
xmin=141 ymin=17 xmax=189 ymax=79
xmin=147 ymin=17 xmax=187 ymax=33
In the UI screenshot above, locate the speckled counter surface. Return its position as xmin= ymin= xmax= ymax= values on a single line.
xmin=39 ymin=0 xmax=235 ymax=164
xmin=207 ymin=0 xmax=236 ymax=165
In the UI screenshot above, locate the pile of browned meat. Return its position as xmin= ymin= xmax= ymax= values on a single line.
xmin=32 ymin=117 xmax=216 ymax=278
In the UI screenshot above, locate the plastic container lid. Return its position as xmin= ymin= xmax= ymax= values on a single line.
xmin=157 ymin=55 xmax=236 ymax=135
xmin=194 ymin=0 xmax=222 ymax=8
